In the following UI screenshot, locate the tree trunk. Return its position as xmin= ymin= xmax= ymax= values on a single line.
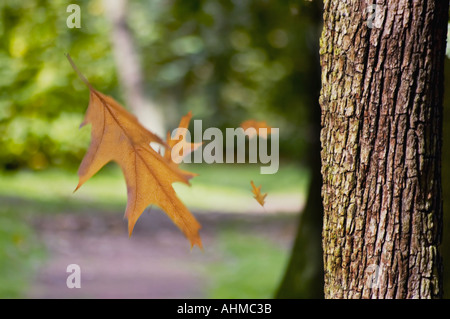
xmin=103 ymin=0 xmax=166 ymax=137
xmin=319 ymin=0 xmax=448 ymax=298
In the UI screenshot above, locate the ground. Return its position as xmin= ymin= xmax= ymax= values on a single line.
xmin=27 ymin=209 xmax=297 ymax=298
xmin=0 ymin=166 xmax=304 ymax=298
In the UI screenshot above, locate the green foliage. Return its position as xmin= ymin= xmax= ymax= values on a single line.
xmin=0 ymin=0 xmax=320 ymax=171
xmin=0 ymin=163 xmax=307 ymax=215
xmin=128 ymin=0 xmax=321 ymax=159
xmin=0 ymin=0 xmax=117 ymax=170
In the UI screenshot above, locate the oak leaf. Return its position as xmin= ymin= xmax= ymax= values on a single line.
xmin=250 ymin=180 xmax=267 ymax=207
xmin=67 ymin=54 xmax=202 ymax=249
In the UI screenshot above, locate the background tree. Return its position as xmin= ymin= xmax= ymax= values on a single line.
xmin=103 ymin=0 xmax=166 ymax=136
xmin=320 ymin=0 xmax=448 ymax=298
xmin=275 ymin=0 xmax=324 ymax=299
xmin=443 ymin=55 xmax=450 ymax=298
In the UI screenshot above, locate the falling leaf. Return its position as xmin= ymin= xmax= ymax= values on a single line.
xmin=240 ymin=119 xmax=272 ymax=138
xmin=250 ymin=180 xmax=267 ymax=207
xmin=67 ymin=54 xmax=202 ymax=249
xmin=164 ymin=111 xmax=202 ymax=179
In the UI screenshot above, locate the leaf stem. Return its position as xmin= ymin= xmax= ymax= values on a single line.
xmin=65 ymin=53 xmax=94 ymax=91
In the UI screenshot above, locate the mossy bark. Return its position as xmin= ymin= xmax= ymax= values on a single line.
xmin=319 ymin=0 xmax=448 ymax=298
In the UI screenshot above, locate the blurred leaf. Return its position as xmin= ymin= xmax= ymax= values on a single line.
xmin=250 ymin=180 xmax=267 ymax=207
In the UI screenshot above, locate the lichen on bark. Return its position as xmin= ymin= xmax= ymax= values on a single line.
xmin=319 ymin=0 xmax=448 ymax=298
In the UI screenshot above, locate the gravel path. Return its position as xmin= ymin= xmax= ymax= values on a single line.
xmin=27 ymin=210 xmax=297 ymax=299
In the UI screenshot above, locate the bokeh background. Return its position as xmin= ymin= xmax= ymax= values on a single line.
xmin=0 ymin=0 xmax=449 ymax=298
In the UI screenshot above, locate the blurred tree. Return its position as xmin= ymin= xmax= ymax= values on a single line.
xmin=103 ymin=0 xmax=166 ymax=137
xmin=441 ymin=46 xmax=450 ymax=298
xmin=320 ymin=0 xmax=448 ymax=298
xmin=125 ymin=0 xmax=320 ymax=159
xmin=275 ymin=0 xmax=324 ymax=299
xmin=127 ymin=6 xmax=327 ymax=298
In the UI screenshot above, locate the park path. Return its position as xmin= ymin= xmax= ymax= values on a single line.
xmin=27 ymin=210 xmax=297 ymax=299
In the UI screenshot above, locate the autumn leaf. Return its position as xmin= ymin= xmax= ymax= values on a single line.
xmin=67 ymin=54 xmax=202 ymax=249
xmin=164 ymin=111 xmax=202 ymax=179
xmin=250 ymin=180 xmax=267 ymax=207
xmin=240 ymin=119 xmax=272 ymax=138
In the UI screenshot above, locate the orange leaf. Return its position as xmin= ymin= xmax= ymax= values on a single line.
xmin=67 ymin=55 xmax=202 ymax=249
xmin=240 ymin=119 xmax=272 ymax=138
xmin=164 ymin=111 xmax=202 ymax=180
xmin=250 ymin=180 xmax=267 ymax=207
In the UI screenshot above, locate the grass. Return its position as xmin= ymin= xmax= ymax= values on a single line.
xmin=0 ymin=209 xmax=46 ymax=298
xmin=206 ymin=229 xmax=290 ymax=299
xmin=0 ymin=161 xmax=309 ymax=214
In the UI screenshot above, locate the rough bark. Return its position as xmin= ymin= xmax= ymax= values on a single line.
xmin=319 ymin=0 xmax=448 ymax=298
